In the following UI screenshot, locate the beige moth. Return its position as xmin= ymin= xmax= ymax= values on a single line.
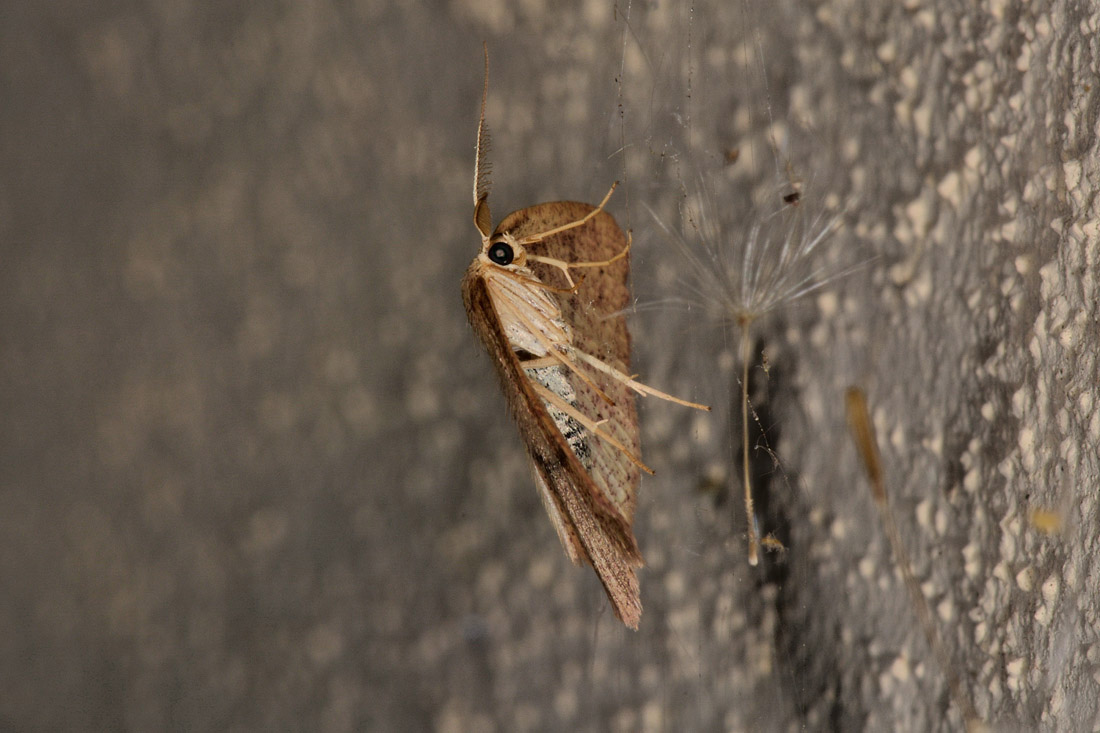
xmin=462 ymin=46 xmax=708 ymax=629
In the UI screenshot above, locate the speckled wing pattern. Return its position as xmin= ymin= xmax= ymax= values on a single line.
xmin=462 ymin=203 xmax=644 ymax=628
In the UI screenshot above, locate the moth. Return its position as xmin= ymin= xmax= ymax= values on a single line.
xmin=462 ymin=47 xmax=708 ymax=629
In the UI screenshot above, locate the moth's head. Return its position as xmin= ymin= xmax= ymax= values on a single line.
xmin=479 ymin=229 xmax=527 ymax=270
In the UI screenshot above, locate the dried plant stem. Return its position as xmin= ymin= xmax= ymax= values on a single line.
xmin=846 ymin=388 xmax=983 ymax=731
xmin=739 ymin=320 xmax=759 ymax=566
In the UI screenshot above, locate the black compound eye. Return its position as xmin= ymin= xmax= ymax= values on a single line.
xmin=488 ymin=241 xmax=514 ymax=265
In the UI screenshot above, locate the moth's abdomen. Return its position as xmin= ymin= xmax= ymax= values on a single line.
xmin=526 ymin=364 xmax=593 ymax=470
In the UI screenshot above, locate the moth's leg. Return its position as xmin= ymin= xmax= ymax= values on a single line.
xmin=512 ymin=181 xmax=618 ymax=248
xmin=500 ymin=281 xmax=707 ymax=413
xmin=527 ymin=231 xmax=632 ymax=289
xmin=499 ymin=295 xmax=617 ymax=407
xmin=529 ymin=379 xmax=654 ymax=475
xmin=493 ymin=264 xmax=587 ymax=295
xmin=569 ymin=348 xmax=710 ymax=411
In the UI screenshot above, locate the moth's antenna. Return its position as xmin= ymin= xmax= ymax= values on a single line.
xmin=473 ymin=42 xmax=493 ymax=237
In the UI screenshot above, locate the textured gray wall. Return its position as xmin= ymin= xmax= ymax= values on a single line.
xmin=2 ymin=0 xmax=1097 ymax=731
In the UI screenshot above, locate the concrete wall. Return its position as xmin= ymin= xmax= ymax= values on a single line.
xmin=3 ymin=0 xmax=1097 ymax=730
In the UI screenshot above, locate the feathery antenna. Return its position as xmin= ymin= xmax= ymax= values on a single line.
xmin=473 ymin=42 xmax=493 ymax=237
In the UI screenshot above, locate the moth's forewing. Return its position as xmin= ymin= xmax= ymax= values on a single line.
xmin=461 ymin=265 xmax=642 ymax=627
xmin=533 ymin=468 xmax=585 ymax=564
xmin=494 ymin=203 xmax=642 ymax=529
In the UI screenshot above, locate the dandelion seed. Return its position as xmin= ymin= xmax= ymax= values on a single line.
xmin=650 ymin=166 xmax=856 ymax=564
xmin=650 ymin=172 xmax=848 ymax=326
